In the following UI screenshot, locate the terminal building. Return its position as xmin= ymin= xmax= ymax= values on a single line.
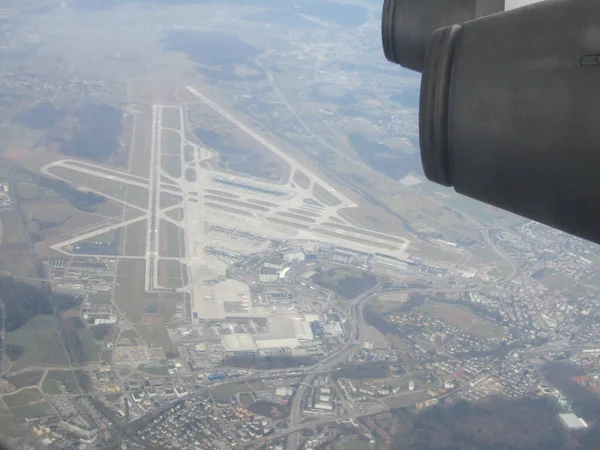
xmin=221 ymin=334 xmax=258 ymax=357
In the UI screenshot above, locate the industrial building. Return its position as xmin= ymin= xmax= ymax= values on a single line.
xmin=292 ymin=319 xmax=314 ymax=341
xmin=259 ymin=268 xmax=279 ymax=283
xmin=558 ymin=413 xmax=588 ymax=430
xmin=221 ymin=334 xmax=258 ymax=356
xmin=263 ymin=257 xmax=285 ymax=270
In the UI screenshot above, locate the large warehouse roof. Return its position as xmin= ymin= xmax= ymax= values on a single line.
xmin=292 ymin=319 xmax=314 ymax=341
xmin=255 ymin=338 xmax=301 ymax=349
xmin=559 ymin=413 xmax=588 ymax=429
xmin=221 ymin=334 xmax=258 ymax=353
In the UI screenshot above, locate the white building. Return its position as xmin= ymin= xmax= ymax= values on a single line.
xmin=559 ymin=413 xmax=588 ymax=430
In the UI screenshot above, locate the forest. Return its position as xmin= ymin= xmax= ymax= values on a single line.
xmin=0 ymin=276 xmax=79 ymax=332
xmin=22 ymin=169 xmax=106 ymax=212
xmin=377 ymin=397 xmax=594 ymax=450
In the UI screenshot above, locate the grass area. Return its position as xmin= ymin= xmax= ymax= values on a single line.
xmin=469 ymin=246 xmax=500 ymax=263
xmin=3 ymin=388 xmax=42 ymax=408
xmin=79 ymin=329 xmax=100 ymax=362
xmin=382 ymin=391 xmax=430 ymax=409
xmin=90 ymin=290 xmax=112 ymax=305
xmin=0 ymin=210 xmax=26 ymax=243
xmin=161 ymin=128 xmax=182 ymax=155
xmin=115 ymin=259 xmax=146 ymax=322
xmin=584 ymin=270 xmax=600 ymax=289
xmin=160 ymin=192 xmax=183 ymax=209
xmin=161 ymin=155 xmax=182 ymax=179
xmin=293 ymin=170 xmax=310 ymax=189
xmin=120 ymin=329 xmax=140 ymax=339
xmin=419 ymin=302 xmax=506 ymax=339
xmin=5 ymin=315 xmax=69 ymax=369
xmin=211 ymin=381 xmax=265 ymax=400
xmin=338 ymin=441 xmax=376 ymax=450
xmin=239 ymin=393 xmax=254 ymax=406
xmin=158 ymin=260 xmax=185 ymax=289
xmin=129 ymin=104 xmax=152 ymax=179
xmin=80 ymin=229 xmax=117 ymax=245
xmin=185 ymin=167 xmax=197 ymax=183
xmin=21 ymin=200 xmax=72 ymax=226
xmin=0 ymin=243 xmax=39 ymax=279
xmin=4 ymin=370 xmax=44 ymax=388
xmin=137 ymin=364 xmax=169 ymax=376
xmin=122 ymin=185 xmax=149 ymax=209
xmin=16 ymin=182 xmax=58 ymax=201
xmin=47 ymin=166 xmax=128 ymax=201
xmin=313 ymin=183 xmax=341 ymax=206
xmin=135 ymin=324 xmax=173 ymax=348
xmin=184 ymin=145 xmax=195 ymax=164
xmin=121 ymin=218 xmax=147 ymax=257
xmin=161 ymin=108 xmax=181 ymax=131
xmin=165 ymin=207 xmax=184 ymax=222
xmin=41 ymin=370 xmax=81 ymax=395
xmin=0 ymin=415 xmax=25 ymax=439
xmin=159 ymin=219 xmax=185 ymax=258
xmin=41 ymin=377 xmax=62 ymax=395
xmin=407 ymin=241 xmax=462 ymax=264
xmin=10 ymin=401 xmax=54 ymax=419
xmin=538 ymin=273 xmax=575 ymax=291
xmin=417 ymin=182 xmax=498 ymax=224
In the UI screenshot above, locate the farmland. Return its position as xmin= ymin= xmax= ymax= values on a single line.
xmin=5 ymin=315 xmax=69 ymax=369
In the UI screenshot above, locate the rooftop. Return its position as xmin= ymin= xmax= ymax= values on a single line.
xmin=221 ymin=334 xmax=258 ymax=353
xmin=559 ymin=413 xmax=588 ymax=429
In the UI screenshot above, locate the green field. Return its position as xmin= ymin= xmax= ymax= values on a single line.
xmin=80 ymin=229 xmax=117 ymax=245
xmin=10 ymin=401 xmax=54 ymax=419
xmin=335 ymin=441 xmax=376 ymax=450
xmin=293 ymin=170 xmax=310 ymax=189
xmin=115 ymin=259 xmax=146 ymax=322
xmin=135 ymin=324 xmax=172 ymax=348
xmin=0 ymin=243 xmax=39 ymax=279
xmin=0 ymin=415 xmax=25 ymax=439
xmin=41 ymin=370 xmax=81 ymax=395
xmin=121 ymin=185 xmax=149 ymax=209
xmin=161 ymin=107 xmax=181 ymax=131
xmin=120 ymin=329 xmax=140 ymax=339
xmin=417 ymin=182 xmax=497 ymax=224
xmin=407 ymin=241 xmax=462 ymax=264
xmin=537 ymin=273 xmax=575 ymax=291
xmin=90 ymin=290 xmax=112 ymax=305
xmin=469 ymin=246 xmax=500 ymax=264
xmin=79 ymin=329 xmax=101 ymax=362
xmin=158 ymin=260 xmax=185 ymax=289
xmin=121 ymin=218 xmax=147 ymax=257
xmin=161 ymin=128 xmax=182 ymax=155
xmin=47 ymin=166 xmax=128 ymax=201
xmin=159 ymin=220 xmax=185 ymax=258
xmin=3 ymin=388 xmax=43 ymax=408
xmin=419 ymin=303 xmax=506 ymax=339
xmin=160 ymin=192 xmax=183 ymax=209
xmin=0 ymin=210 xmax=27 ymax=243
xmin=211 ymin=381 xmax=264 ymax=400
xmin=161 ymin=154 xmax=182 ymax=179
xmin=313 ymin=183 xmax=341 ymax=206
xmin=16 ymin=182 xmax=59 ymax=201
xmin=129 ymin=105 xmax=153 ymax=179
xmin=5 ymin=316 xmax=69 ymax=369
xmin=137 ymin=364 xmax=169 ymax=376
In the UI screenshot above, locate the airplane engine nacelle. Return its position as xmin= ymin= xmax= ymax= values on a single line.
xmin=382 ymin=0 xmax=600 ymax=245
